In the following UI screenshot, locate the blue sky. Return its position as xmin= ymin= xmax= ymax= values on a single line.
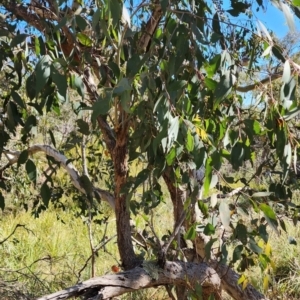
xmin=221 ymin=0 xmax=300 ymax=38
xmin=254 ymin=3 xmax=298 ymax=38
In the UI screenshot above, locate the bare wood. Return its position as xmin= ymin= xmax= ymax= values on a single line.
xmin=37 ymin=261 xmax=221 ymax=300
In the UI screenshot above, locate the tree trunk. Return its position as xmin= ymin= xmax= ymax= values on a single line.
xmin=113 ymin=126 xmax=137 ymax=269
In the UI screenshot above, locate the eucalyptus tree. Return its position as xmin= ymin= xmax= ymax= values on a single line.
xmin=1 ymin=0 xmax=300 ymax=299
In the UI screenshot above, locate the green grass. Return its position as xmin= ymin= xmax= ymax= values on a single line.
xmin=0 ymin=207 xmax=119 ymax=299
xmin=0 ymin=194 xmax=174 ymax=300
xmin=1 ymin=175 xmax=300 ymax=299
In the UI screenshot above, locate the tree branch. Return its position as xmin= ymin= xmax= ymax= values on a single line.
xmin=36 ymin=261 xmax=221 ymax=300
xmin=2 ymin=145 xmax=115 ymax=209
xmin=236 ymin=72 xmax=282 ymax=93
xmin=137 ymin=1 xmax=163 ymax=52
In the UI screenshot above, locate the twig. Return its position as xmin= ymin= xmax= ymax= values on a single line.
xmin=77 ymin=234 xmax=117 ymax=280
xmin=0 ymin=224 xmax=33 ymax=245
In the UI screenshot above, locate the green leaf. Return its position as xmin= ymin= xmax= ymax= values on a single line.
xmin=283 ymin=106 xmax=300 ymax=120
xmin=0 ymin=192 xmax=4 ymax=210
xmin=184 ymin=225 xmax=196 ymax=240
xmin=120 ymin=90 xmax=131 ymax=113
xmin=92 ymin=8 xmax=101 ymax=29
xmin=23 ymin=115 xmax=37 ymax=134
xmin=108 ymin=61 xmax=120 ymax=79
xmin=231 ymin=142 xmax=244 ymax=170
xmin=282 ymin=60 xmax=291 ymax=84
xmin=204 ymin=223 xmax=215 ymax=235
xmin=212 ymin=13 xmax=221 ymax=33
xmin=198 ymin=201 xmax=209 ymax=217
xmin=214 ymin=70 xmax=233 ymax=105
xmin=206 ymin=54 xmax=221 ymax=77
xmin=133 ymin=169 xmax=150 ymax=189
xmin=71 ymin=75 xmax=85 ymax=99
xmin=110 ymin=0 xmax=122 ymax=27
xmin=126 ymin=54 xmax=144 ymax=77
xmin=35 ymin=36 xmax=40 ymax=56
xmin=26 ymin=74 xmax=36 ymax=100
xmin=231 ymin=1 xmax=251 ymax=11
xmin=18 ymin=150 xmax=28 ymax=167
xmin=168 ymin=80 xmax=187 ymax=92
xmin=204 ymin=78 xmax=218 ymax=90
xmin=166 ymin=147 xmax=176 ymax=165
xmin=49 ymin=130 xmax=56 ymax=148
xmin=205 ymin=238 xmax=217 ymax=260
xmin=114 ymin=78 xmax=132 ymax=95
xmin=232 ymin=245 xmax=243 ymax=263
xmin=186 ymin=130 xmax=194 ymax=152
xmin=272 ymin=46 xmax=285 ymax=62
xmin=203 ymin=157 xmax=212 ymax=195
xmin=227 ymin=9 xmax=241 ymax=17
xmin=26 ymin=159 xmax=37 ymax=183
xmin=76 ymin=119 xmax=90 ymax=135
xmin=248 ymin=238 xmax=263 ymax=254
xmin=259 ymin=203 xmax=276 ymax=220
xmin=11 ymin=91 xmax=26 ymax=109
xmin=235 ymin=223 xmax=247 ymax=245
xmin=75 ymin=15 xmax=88 ymax=31
xmin=10 ymin=34 xmax=28 ymax=47
xmin=35 ymin=55 xmax=51 ymax=96
xmin=219 ymin=202 xmax=231 ymax=229
xmin=161 ymin=116 xmax=179 ymax=153
xmin=259 ymin=224 xmax=269 ymax=243
xmin=92 ymin=92 xmax=112 ymax=120
xmin=51 ymin=67 xmax=67 ymax=100
xmin=77 ymin=33 xmax=93 ymax=47
xmin=41 ymin=183 xmax=51 ymax=207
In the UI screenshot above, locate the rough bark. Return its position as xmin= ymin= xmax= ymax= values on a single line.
xmin=162 ymin=168 xmax=186 ymax=229
xmin=113 ymin=122 xmax=137 ymax=269
xmin=36 ymin=261 xmax=221 ymax=300
xmin=137 ymin=1 xmax=163 ymax=52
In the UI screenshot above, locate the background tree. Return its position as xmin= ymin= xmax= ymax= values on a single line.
xmin=1 ymin=0 xmax=300 ymax=299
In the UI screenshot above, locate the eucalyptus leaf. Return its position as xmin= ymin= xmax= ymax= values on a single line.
xmin=219 ymin=202 xmax=231 ymax=229
xmin=35 ymin=55 xmax=51 ymax=96
xmin=26 ymin=159 xmax=37 ymax=183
